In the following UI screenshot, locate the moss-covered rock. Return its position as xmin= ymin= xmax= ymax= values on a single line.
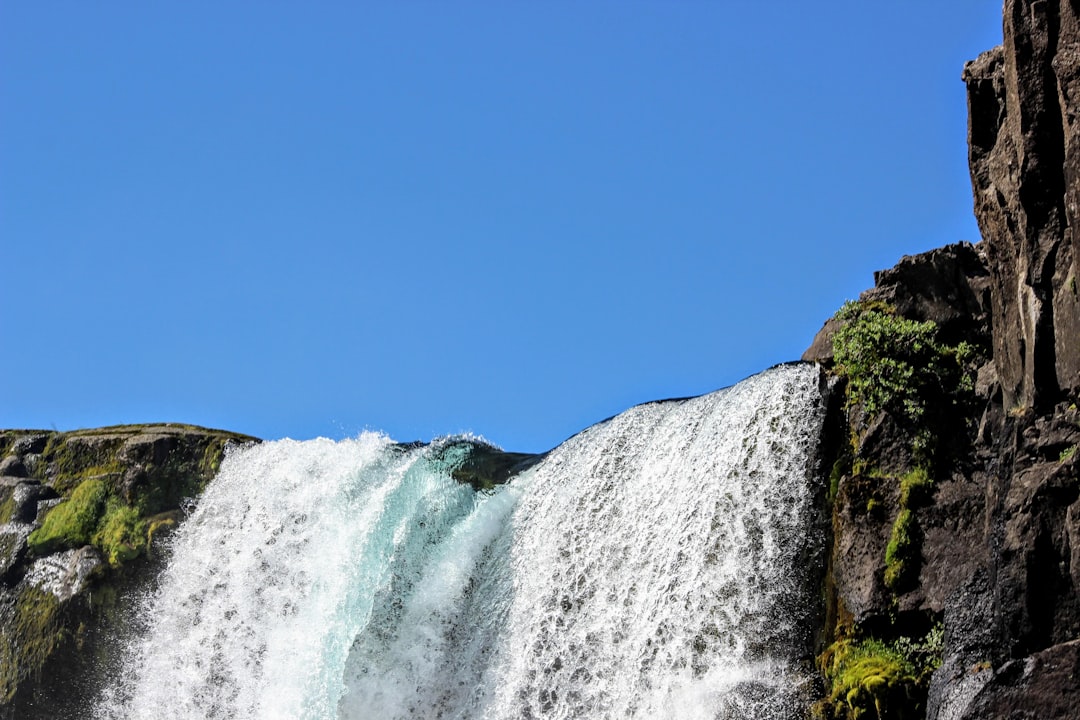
xmin=0 ymin=585 xmax=64 ymax=704
xmin=816 ymin=627 xmax=942 ymax=720
xmin=0 ymin=423 xmax=258 ymax=717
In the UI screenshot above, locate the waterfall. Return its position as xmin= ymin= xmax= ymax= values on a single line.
xmin=95 ymin=363 xmax=828 ymax=720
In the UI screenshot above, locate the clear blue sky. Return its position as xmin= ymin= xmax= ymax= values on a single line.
xmin=1 ymin=2 xmax=1001 ymax=452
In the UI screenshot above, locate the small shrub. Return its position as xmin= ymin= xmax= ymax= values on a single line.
xmin=831 ymin=301 xmax=976 ymax=432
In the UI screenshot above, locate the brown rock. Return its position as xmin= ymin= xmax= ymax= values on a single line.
xmin=963 ymin=0 xmax=1080 ymax=411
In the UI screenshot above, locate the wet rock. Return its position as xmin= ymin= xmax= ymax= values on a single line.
xmin=956 ymin=639 xmax=1080 ymax=720
xmin=24 ymin=546 xmax=103 ymax=603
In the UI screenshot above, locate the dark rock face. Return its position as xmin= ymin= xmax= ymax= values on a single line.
xmin=944 ymin=639 xmax=1080 ymax=720
xmin=963 ymin=0 xmax=1080 ymax=412
xmin=813 ymin=241 xmax=1080 ymax=719
xmin=802 ymin=242 xmax=992 ymax=366
xmin=813 ymin=5 xmax=1080 ymax=717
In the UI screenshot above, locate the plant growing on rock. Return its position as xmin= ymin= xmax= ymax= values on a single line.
xmin=831 ymin=301 xmax=976 ymax=440
xmin=815 ymin=625 xmax=943 ymax=720
xmin=884 ymin=468 xmax=932 ymax=592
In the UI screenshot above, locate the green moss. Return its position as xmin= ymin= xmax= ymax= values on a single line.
xmin=816 ymin=627 xmax=942 ymax=720
xmin=27 ymin=479 xmax=108 ymax=555
xmin=145 ymin=511 xmax=180 ymax=552
xmin=93 ymin=499 xmax=147 ymax=567
xmin=824 ymin=639 xmax=915 ymax=719
xmin=884 ymin=508 xmax=917 ymax=591
xmin=1060 ymin=445 xmax=1077 ymax=464
xmin=199 ymin=437 xmax=228 ymax=479
xmin=898 ymin=467 xmax=932 ymax=506
xmin=883 ymin=467 xmax=933 ymax=593
xmin=0 ymin=586 xmax=64 ymax=703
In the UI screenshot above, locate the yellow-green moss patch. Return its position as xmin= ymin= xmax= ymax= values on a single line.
xmin=816 ymin=626 xmax=942 ymax=720
xmin=0 ymin=492 xmax=15 ymax=525
xmin=93 ymin=499 xmax=147 ymax=567
xmin=27 ymin=479 xmax=108 ymax=555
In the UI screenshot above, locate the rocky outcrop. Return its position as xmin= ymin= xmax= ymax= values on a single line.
xmin=962 ymin=0 xmax=1080 ymax=412
xmin=808 ymin=5 xmax=1080 ymax=717
xmin=804 ymin=242 xmax=992 ymax=367
xmin=808 ymin=236 xmax=1080 ymax=719
xmin=0 ymin=424 xmax=257 ymax=719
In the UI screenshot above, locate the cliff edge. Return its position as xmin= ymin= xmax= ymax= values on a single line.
xmin=806 ymin=2 xmax=1080 ymax=718
xmin=0 ymin=424 xmax=258 ymax=719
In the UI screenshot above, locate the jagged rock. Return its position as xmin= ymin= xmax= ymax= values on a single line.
xmin=963 ymin=0 xmax=1080 ymax=411
xmin=904 ymin=469 xmax=989 ymax=617
xmin=953 ymin=639 xmax=1080 ymax=719
xmin=831 ymin=472 xmax=897 ymax=625
xmin=926 ymin=570 xmax=1000 ymax=720
xmin=810 ymin=9 xmax=1080 ymax=719
xmin=0 ymin=525 xmax=30 ymax=586
xmin=802 ymin=242 xmax=992 ymax=365
xmin=864 ymin=243 xmax=992 ymax=348
xmin=803 ymin=316 xmax=843 ymax=365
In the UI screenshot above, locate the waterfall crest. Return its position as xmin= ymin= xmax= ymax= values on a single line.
xmin=96 ymin=363 xmax=828 ymax=720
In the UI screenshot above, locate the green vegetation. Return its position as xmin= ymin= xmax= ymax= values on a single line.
xmin=884 ymin=509 xmax=916 ymax=591
xmin=27 ymin=479 xmax=108 ymax=555
xmin=92 ymin=499 xmax=147 ymax=566
xmin=816 ymin=626 xmax=943 ymax=720
xmin=884 ymin=468 xmax=933 ymax=593
xmin=20 ymin=427 xmax=251 ymax=567
xmin=0 ymin=586 xmax=64 ymax=703
xmin=0 ymin=491 xmax=15 ymax=525
xmin=831 ymin=300 xmax=977 ymax=463
xmin=1061 ymin=445 xmax=1077 ymax=463
xmin=0 ymin=425 xmax=257 ymax=708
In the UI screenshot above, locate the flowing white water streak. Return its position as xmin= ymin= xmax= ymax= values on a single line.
xmin=474 ymin=363 xmax=827 ymax=719
xmin=96 ymin=363 xmax=828 ymax=720
xmin=96 ymin=433 xmax=485 ymax=719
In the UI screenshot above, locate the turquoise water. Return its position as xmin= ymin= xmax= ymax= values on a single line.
xmin=96 ymin=364 xmax=827 ymax=720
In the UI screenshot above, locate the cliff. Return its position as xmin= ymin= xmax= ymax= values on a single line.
xmin=805 ymin=2 xmax=1080 ymax=717
xmin=3 ymin=3 xmax=1078 ymax=718
xmin=0 ymin=424 xmax=258 ymax=719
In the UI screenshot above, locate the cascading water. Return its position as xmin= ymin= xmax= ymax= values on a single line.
xmin=95 ymin=363 xmax=829 ymax=720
